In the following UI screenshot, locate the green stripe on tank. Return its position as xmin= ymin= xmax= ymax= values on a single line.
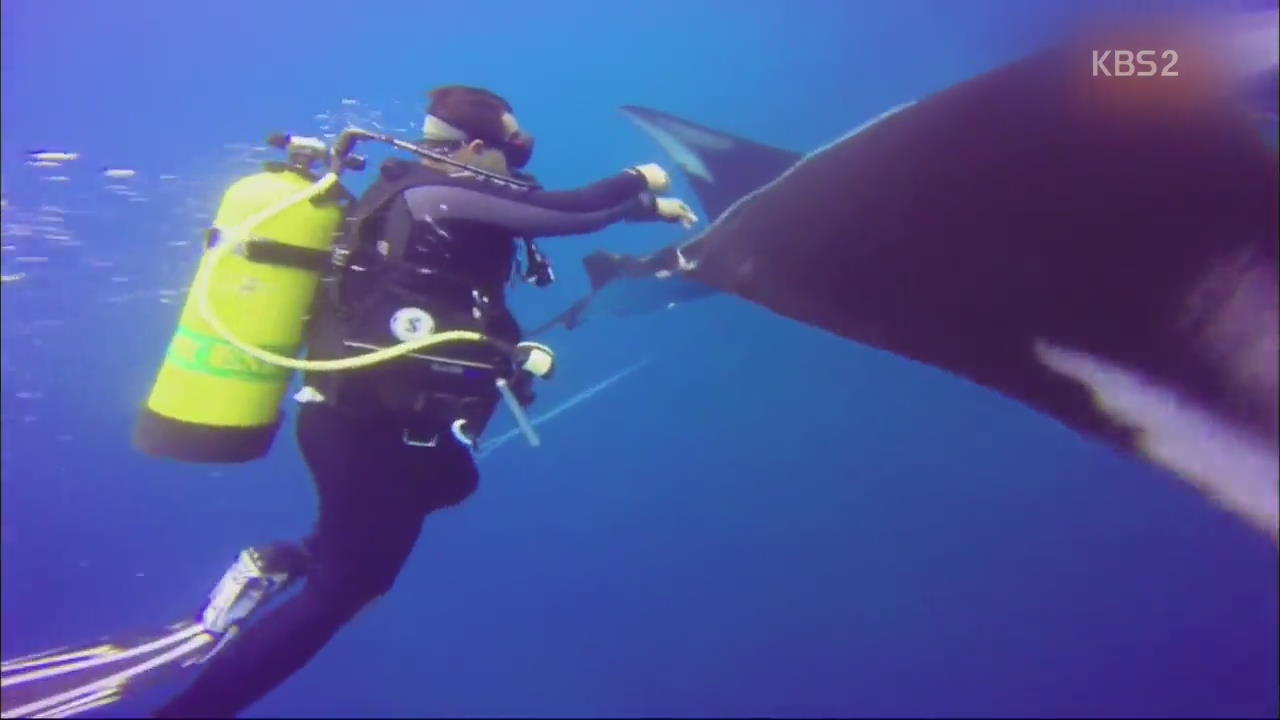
xmin=165 ymin=326 xmax=295 ymax=383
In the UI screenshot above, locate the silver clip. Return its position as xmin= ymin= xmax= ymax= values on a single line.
xmin=451 ymin=419 xmax=478 ymax=449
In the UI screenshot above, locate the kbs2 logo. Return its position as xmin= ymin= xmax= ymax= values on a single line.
xmin=1092 ymin=50 xmax=1180 ymax=77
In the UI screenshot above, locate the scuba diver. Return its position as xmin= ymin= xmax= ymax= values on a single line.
xmin=0 ymin=85 xmax=698 ymax=719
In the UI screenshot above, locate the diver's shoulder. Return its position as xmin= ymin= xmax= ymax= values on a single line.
xmin=377 ymin=157 xmax=448 ymax=184
xmin=373 ymin=157 xmax=536 ymax=197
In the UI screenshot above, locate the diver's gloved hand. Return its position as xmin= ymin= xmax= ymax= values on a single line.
xmin=655 ymin=197 xmax=699 ymax=229
xmin=627 ymin=163 xmax=673 ymax=193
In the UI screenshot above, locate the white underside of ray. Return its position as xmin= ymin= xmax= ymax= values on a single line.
xmin=1035 ymin=339 xmax=1279 ymax=544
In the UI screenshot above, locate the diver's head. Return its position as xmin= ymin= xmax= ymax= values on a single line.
xmin=420 ymin=85 xmax=535 ymax=176
xmin=445 ymin=137 xmax=512 ymax=176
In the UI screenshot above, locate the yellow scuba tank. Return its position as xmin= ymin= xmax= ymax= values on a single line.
xmin=134 ymin=135 xmax=347 ymax=463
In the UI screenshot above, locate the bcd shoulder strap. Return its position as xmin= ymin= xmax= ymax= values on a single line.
xmin=330 ymin=159 xmax=447 ymax=270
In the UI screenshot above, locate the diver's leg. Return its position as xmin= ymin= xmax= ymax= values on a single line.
xmin=153 ymin=404 xmax=479 ymax=718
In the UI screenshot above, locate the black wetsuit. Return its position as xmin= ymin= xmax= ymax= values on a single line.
xmin=155 ymin=160 xmax=658 ymax=718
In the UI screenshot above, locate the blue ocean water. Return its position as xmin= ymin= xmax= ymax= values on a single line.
xmin=2 ymin=0 xmax=1276 ymax=717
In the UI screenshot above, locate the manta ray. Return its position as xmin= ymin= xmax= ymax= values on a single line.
xmin=535 ymin=10 xmax=1279 ymax=541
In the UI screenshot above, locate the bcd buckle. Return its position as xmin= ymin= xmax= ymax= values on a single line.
xmin=518 ymin=238 xmax=555 ymax=287
xmin=402 ymin=429 xmax=439 ymax=448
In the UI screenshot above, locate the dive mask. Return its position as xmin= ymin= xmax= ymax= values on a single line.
xmin=501 ymin=129 xmax=534 ymax=169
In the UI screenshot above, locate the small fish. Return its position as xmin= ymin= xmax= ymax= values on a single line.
xmin=102 ymin=168 xmax=137 ymax=179
xmin=27 ymin=150 xmax=79 ymax=163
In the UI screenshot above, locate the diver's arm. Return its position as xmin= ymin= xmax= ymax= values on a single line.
xmin=400 ymin=171 xmax=662 ymax=238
